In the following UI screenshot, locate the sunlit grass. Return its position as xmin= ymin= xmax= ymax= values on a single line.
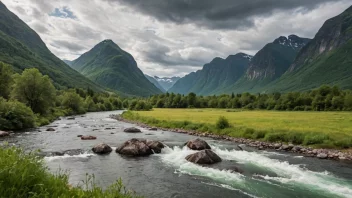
xmin=123 ymin=109 xmax=352 ymax=149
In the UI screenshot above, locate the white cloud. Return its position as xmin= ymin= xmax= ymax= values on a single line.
xmin=1 ymin=0 xmax=350 ymax=77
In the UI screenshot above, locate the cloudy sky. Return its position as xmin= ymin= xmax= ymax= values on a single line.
xmin=2 ymin=0 xmax=351 ymax=77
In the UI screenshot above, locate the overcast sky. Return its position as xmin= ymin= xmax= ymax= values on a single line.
xmin=2 ymin=0 xmax=351 ymax=77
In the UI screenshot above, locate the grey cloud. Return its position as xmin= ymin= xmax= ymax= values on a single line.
xmin=51 ymin=40 xmax=86 ymax=51
xmin=110 ymin=0 xmax=341 ymax=29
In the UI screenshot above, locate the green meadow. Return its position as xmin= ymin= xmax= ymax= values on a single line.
xmin=123 ymin=108 xmax=352 ymax=149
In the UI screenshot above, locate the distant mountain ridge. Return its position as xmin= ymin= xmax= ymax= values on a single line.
xmin=0 ymin=2 xmax=103 ymax=91
xmin=70 ymin=40 xmax=162 ymax=97
xmin=145 ymin=74 xmax=166 ymax=92
xmin=153 ymin=76 xmax=180 ymax=91
xmin=169 ymin=53 xmax=252 ymax=95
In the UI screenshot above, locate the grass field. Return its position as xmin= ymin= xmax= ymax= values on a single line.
xmin=123 ymin=109 xmax=352 ymax=149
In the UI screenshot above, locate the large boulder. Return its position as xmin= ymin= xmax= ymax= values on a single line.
xmin=116 ymin=138 xmax=153 ymax=156
xmin=92 ymin=143 xmax=112 ymax=154
xmin=186 ymin=149 xmax=222 ymax=164
xmin=185 ymin=138 xmax=211 ymax=150
xmin=123 ymin=127 xmax=142 ymax=133
xmin=81 ymin=135 xmax=97 ymax=140
xmin=146 ymin=140 xmax=165 ymax=153
xmin=0 ymin=131 xmax=9 ymax=137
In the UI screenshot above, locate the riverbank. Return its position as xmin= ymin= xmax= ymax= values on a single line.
xmin=113 ymin=112 xmax=352 ymax=161
xmin=0 ymin=145 xmax=140 ymax=197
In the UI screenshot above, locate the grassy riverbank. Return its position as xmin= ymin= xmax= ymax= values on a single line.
xmin=0 ymin=146 xmax=140 ymax=198
xmin=122 ymin=109 xmax=352 ymax=149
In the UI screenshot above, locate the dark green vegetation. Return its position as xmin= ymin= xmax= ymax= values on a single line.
xmin=70 ymin=40 xmax=162 ymax=97
xmin=0 ymin=146 xmax=139 ymax=198
xmin=143 ymin=85 xmax=352 ymax=111
xmin=170 ymin=6 xmax=352 ymax=95
xmin=269 ymin=6 xmax=352 ymax=92
xmin=0 ymin=62 xmax=126 ymax=131
xmin=0 ymin=2 xmax=102 ymax=91
xmin=169 ymin=53 xmax=251 ymax=95
xmin=145 ymin=74 xmax=166 ymax=92
xmin=122 ymin=110 xmax=352 ymax=149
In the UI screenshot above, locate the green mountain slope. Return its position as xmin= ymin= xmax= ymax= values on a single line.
xmin=220 ymin=35 xmax=310 ymax=94
xmin=145 ymin=74 xmax=166 ymax=92
xmin=70 ymin=40 xmax=162 ymax=97
xmin=0 ymin=2 xmax=102 ymax=91
xmin=169 ymin=53 xmax=251 ymax=95
xmin=267 ymin=6 xmax=352 ymax=92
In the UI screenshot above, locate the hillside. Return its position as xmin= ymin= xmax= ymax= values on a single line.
xmin=267 ymin=6 xmax=352 ymax=92
xmin=0 ymin=2 xmax=102 ymax=91
xmin=169 ymin=53 xmax=252 ymax=95
xmin=145 ymin=75 xmax=166 ymax=92
xmin=70 ymin=40 xmax=162 ymax=97
xmin=219 ymin=35 xmax=310 ymax=94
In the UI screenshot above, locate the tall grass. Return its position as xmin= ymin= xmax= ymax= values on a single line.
xmin=122 ymin=110 xmax=352 ymax=149
xmin=0 ymin=145 xmax=140 ymax=198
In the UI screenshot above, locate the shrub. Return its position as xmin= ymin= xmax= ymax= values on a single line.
xmin=216 ymin=116 xmax=230 ymax=129
xmin=243 ymin=128 xmax=255 ymax=138
xmin=303 ymin=134 xmax=329 ymax=145
xmin=333 ymin=138 xmax=352 ymax=149
xmin=253 ymin=130 xmax=267 ymax=139
xmin=285 ymin=132 xmax=304 ymax=144
xmin=264 ymin=132 xmax=286 ymax=142
xmin=0 ymin=146 xmax=139 ymax=198
xmin=0 ymin=98 xmax=36 ymax=130
xmin=61 ymin=91 xmax=86 ymax=114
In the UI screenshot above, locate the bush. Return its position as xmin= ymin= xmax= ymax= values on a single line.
xmin=0 ymin=98 xmax=36 ymax=130
xmin=216 ymin=116 xmax=230 ymax=129
xmin=0 ymin=146 xmax=139 ymax=198
xmin=303 ymin=134 xmax=329 ymax=145
xmin=264 ymin=132 xmax=286 ymax=142
xmin=61 ymin=91 xmax=86 ymax=114
xmin=285 ymin=132 xmax=304 ymax=144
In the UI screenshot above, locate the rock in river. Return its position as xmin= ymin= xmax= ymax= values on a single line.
xmin=186 ymin=149 xmax=222 ymax=164
xmin=81 ymin=135 xmax=97 ymax=140
xmin=0 ymin=131 xmax=9 ymax=137
xmin=46 ymin=128 xmax=55 ymax=131
xmin=146 ymin=140 xmax=165 ymax=153
xmin=185 ymin=138 xmax=211 ymax=150
xmin=92 ymin=143 xmax=112 ymax=154
xmin=116 ymin=138 xmax=153 ymax=156
xmin=317 ymin=153 xmax=328 ymax=159
xmin=123 ymin=127 xmax=142 ymax=133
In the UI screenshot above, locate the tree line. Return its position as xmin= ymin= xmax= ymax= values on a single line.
xmin=0 ymin=62 xmax=126 ymax=131
xmin=140 ymin=85 xmax=352 ymax=111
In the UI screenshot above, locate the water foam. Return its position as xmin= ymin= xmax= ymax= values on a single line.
xmin=44 ymin=152 xmax=95 ymax=162
xmin=212 ymin=146 xmax=352 ymax=198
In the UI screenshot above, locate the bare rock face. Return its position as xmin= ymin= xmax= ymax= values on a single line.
xmin=186 ymin=149 xmax=222 ymax=164
xmin=92 ymin=143 xmax=112 ymax=154
xmin=185 ymin=138 xmax=211 ymax=150
xmin=116 ymin=138 xmax=153 ymax=156
xmin=0 ymin=131 xmax=9 ymax=137
xmin=81 ymin=135 xmax=97 ymax=140
xmin=123 ymin=127 xmax=142 ymax=133
xmin=146 ymin=140 xmax=165 ymax=153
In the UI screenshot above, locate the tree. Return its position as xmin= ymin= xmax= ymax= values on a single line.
xmin=188 ymin=92 xmax=197 ymax=107
xmin=61 ymin=90 xmax=86 ymax=114
xmin=11 ymin=68 xmax=56 ymax=114
xmin=0 ymin=62 xmax=13 ymax=99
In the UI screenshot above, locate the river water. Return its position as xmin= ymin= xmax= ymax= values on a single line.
xmin=2 ymin=111 xmax=352 ymax=198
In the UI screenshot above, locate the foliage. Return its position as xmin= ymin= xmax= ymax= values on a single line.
xmin=11 ymin=68 xmax=56 ymax=114
xmin=0 ymin=61 xmax=13 ymax=99
xmin=145 ymin=85 xmax=352 ymax=111
xmin=216 ymin=116 xmax=230 ymax=129
xmin=123 ymin=109 xmax=352 ymax=149
xmin=0 ymin=146 xmax=140 ymax=198
xmin=0 ymin=97 xmax=36 ymax=130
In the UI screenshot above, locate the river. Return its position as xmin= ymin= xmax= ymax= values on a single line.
xmin=2 ymin=110 xmax=352 ymax=198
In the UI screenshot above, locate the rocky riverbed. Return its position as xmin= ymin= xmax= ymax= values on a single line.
xmin=110 ymin=114 xmax=352 ymax=161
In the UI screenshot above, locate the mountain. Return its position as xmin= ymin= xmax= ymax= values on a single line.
xmin=219 ymin=35 xmax=310 ymax=94
xmin=145 ymin=74 xmax=166 ymax=92
xmin=70 ymin=40 xmax=162 ymax=97
xmin=0 ymin=2 xmax=102 ymax=91
xmin=153 ymin=76 xmax=180 ymax=91
xmin=63 ymin=60 xmax=73 ymax=66
xmin=267 ymin=6 xmax=352 ymax=92
xmin=169 ymin=53 xmax=252 ymax=95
